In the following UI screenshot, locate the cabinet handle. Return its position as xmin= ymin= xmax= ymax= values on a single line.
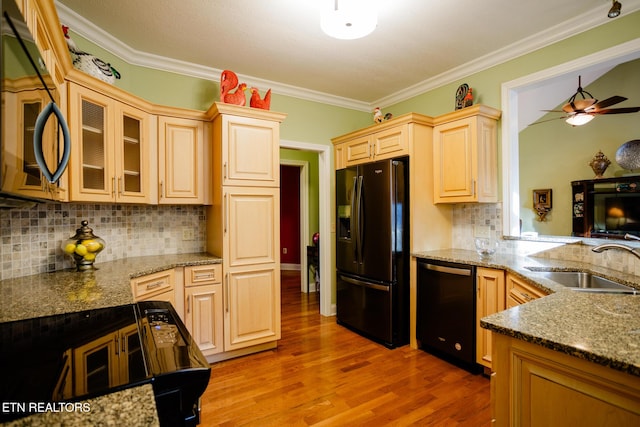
xmin=118 ymin=176 xmax=123 ymax=196
xmin=223 ymin=162 xmax=227 ymax=180
xmin=225 ymin=273 xmax=229 ymax=313
xmin=111 ymin=176 xmax=116 ymax=197
xmin=472 ymin=179 xmax=476 ymax=197
xmin=187 ymin=295 xmax=191 ymax=314
xmin=159 ymin=181 xmax=164 ymax=199
xmin=121 ymin=334 xmax=126 ymax=353
xmin=114 ymin=336 xmax=119 ymax=356
xmin=195 ymin=273 xmax=214 ymax=280
xmin=223 ymin=193 xmax=228 ymax=234
xmin=146 ymin=281 xmax=163 ymax=290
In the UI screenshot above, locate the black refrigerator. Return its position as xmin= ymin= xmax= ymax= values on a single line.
xmin=336 ymin=157 xmax=409 ymax=348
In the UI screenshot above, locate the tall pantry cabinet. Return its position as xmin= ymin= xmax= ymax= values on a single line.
xmin=206 ymin=102 xmax=287 ymax=359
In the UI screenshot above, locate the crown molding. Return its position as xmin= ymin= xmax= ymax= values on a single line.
xmin=55 ymin=1 xmax=640 ymax=113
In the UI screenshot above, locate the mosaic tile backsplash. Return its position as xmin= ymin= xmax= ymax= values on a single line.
xmin=0 ymin=203 xmax=206 ymax=280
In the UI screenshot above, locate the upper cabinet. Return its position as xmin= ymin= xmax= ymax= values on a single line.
xmin=433 ymin=105 xmax=501 ymax=203
xmin=68 ymin=83 xmax=154 ymax=203
xmin=157 ymin=116 xmax=210 ymax=204
xmin=333 ymin=121 xmax=411 ymax=169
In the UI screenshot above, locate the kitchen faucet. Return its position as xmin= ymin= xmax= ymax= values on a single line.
xmin=592 ymin=234 xmax=640 ymax=260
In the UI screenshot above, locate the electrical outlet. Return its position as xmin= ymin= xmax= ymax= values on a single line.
xmin=182 ymin=228 xmax=194 ymax=241
xmin=282 ymin=248 xmax=288 ymax=254
xmin=474 ymin=225 xmax=491 ymax=239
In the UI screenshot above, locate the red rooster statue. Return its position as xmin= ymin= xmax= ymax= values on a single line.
xmin=220 ymin=70 xmax=247 ymax=106
xmin=249 ymin=87 xmax=271 ymax=110
xmin=62 ymin=26 xmax=120 ymax=84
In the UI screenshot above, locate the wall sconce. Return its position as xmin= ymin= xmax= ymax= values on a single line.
xmin=321 ymin=0 xmax=378 ymax=40
xmin=533 ymin=189 xmax=552 ymax=221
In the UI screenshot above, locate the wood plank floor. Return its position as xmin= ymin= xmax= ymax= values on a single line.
xmin=200 ymin=271 xmax=491 ymax=426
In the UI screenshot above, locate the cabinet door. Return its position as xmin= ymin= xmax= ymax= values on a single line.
xmin=344 ymin=135 xmax=372 ymax=166
xmin=69 ymin=84 xmax=113 ymax=201
xmin=185 ymin=283 xmax=224 ymax=357
xmin=113 ymin=103 xmax=151 ymax=203
xmin=158 ymin=116 xmax=205 ymax=203
xmin=506 ymin=273 xmax=547 ymax=308
xmin=222 ymin=115 xmax=279 ymax=187
xmin=225 ymin=266 xmax=281 ymax=350
xmin=73 ymin=332 xmax=119 ymax=395
xmin=372 ymin=124 xmax=408 ymax=161
xmin=476 ymin=267 xmax=505 ymax=368
xmin=224 ymin=187 xmax=279 ymax=268
xmin=119 ymin=323 xmax=146 ymax=384
xmin=433 ymin=117 xmax=476 ymax=202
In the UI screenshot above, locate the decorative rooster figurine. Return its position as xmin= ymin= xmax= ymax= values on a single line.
xmin=220 ymin=70 xmax=247 ymax=106
xmin=62 ymin=26 xmax=121 ymax=84
xmin=249 ymin=87 xmax=271 ymax=110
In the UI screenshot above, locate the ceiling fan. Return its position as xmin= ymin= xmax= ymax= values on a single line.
xmin=534 ymin=75 xmax=640 ymax=126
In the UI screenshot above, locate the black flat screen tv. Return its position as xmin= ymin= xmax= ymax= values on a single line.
xmin=604 ymin=197 xmax=640 ymax=235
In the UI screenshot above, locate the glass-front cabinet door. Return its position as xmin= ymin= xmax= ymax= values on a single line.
xmin=69 ymin=83 xmax=151 ymax=203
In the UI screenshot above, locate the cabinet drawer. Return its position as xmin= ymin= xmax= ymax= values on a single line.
xmin=185 ymin=264 xmax=222 ymax=286
xmin=507 ymin=274 xmax=547 ymax=306
xmin=131 ymin=269 xmax=175 ymax=300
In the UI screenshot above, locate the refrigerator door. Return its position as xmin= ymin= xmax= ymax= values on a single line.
xmin=336 ymin=167 xmax=358 ymax=274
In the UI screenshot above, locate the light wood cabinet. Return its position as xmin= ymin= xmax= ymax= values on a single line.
xmin=207 ymin=102 xmax=286 ymax=360
xmin=476 ymin=267 xmax=505 ymax=369
xmin=492 ymin=333 xmax=640 ymax=426
xmin=157 ymin=116 xmax=210 ymax=204
xmin=184 ymin=265 xmax=224 ymax=358
xmin=68 ymin=83 xmax=153 ymax=203
xmin=334 ymin=123 xmax=409 ymax=168
xmin=130 ymin=269 xmax=176 ymax=307
xmin=506 ymin=273 xmax=548 ymax=308
xmin=433 ymin=105 xmax=501 ymax=203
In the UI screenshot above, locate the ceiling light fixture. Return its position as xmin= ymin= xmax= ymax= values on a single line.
xmin=566 ymin=113 xmax=595 ymax=126
xmin=608 ymin=1 xmax=622 ymax=18
xmin=321 ymin=0 xmax=378 ymax=40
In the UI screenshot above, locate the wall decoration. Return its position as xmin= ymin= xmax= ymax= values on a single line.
xmin=220 ymin=70 xmax=247 ymax=106
xmin=615 ymin=139 xmax=640 ymax=170
xmin=373 ymin=107 xmax=393 ymax=123
xmin=249 ymin=87 xmax=271 ymax=110
xmin=455 ymin=83 xmax=469 ymax=110
xmin=533 ymin=188 xmax=552 ymax=221
xmin=63 ymin=26 xmax=121 ymax=84
xmin=588 ymin=150 xmax=611 ymax=178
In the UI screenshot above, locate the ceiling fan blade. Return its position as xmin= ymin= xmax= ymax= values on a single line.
xmin=588 ymin=95 xmax=627 ymax=111
xmin=593 ymin=106 xmax=640 ymax=115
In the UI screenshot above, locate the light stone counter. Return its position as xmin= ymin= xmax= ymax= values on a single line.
xmin=413 ymin=249 xmax=640 ymax=377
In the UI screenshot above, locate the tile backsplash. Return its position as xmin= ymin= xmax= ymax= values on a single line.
xmin=0 ymin=203 xmax=206 ymax=280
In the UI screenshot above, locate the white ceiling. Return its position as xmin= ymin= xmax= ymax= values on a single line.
xmin=55 ymin=0 xmax=640 ymax=111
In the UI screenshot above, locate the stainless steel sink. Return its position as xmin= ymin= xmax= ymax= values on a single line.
xmin=531 ymin=270 xmax=638 ymax=294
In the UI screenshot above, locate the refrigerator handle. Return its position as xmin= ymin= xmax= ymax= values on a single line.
xmin=357 ymin=175 xmax=364 ymax=264
xmin=351 ymin=176 xmax=358 ymax=262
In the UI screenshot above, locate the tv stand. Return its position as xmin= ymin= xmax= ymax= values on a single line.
xmin=571 ymin=175 xmax=640 ymax=239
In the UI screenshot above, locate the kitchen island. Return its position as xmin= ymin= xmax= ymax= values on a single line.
xmin=413 ymin=249 xmax=640 ymax=426
xmin=0 ymin=253 xmax=221 ymax=426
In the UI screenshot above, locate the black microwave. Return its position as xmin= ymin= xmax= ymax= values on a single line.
xmin=1 ymin=0 xmax=70 ymax=207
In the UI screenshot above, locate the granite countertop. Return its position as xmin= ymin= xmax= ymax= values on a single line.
xmin=0 ymin=253 xmax=220 ymax=427
xmin=0 ymin=253 xmax=222 ymax=323
xmin=413 ymin=249 xmax=640 ymax=377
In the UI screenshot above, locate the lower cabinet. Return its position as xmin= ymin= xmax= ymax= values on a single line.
xmin=184 ymin=265 xmax=224 ymax=358
xmin=476 ymin=267 xmax=505 ymax=369
xmin=492 ymin=333 xmax=640 ymax=426
xmin=506 ymin=273 xmax=548 ymax=307
xmin=130 ymin=268 xmax=176 ymax=307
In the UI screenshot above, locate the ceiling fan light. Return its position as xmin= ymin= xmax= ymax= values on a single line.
xmin=321 ymin=0 xmax=378 ymax=40
xmin=566 ymin=113 xmax=595 ymax=126
xmin=608 ymin=1 xmax=622 ymax=18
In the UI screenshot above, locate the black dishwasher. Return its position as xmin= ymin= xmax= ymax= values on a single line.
xmin=416 ymin=259 xmax=479 ymax=373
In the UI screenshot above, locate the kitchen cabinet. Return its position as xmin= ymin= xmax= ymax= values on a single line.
xmin=207 ymin=102 xmax=286 ymax=360
xmin=476 ymin=267 xmax=505 ymax=369
xmin=184 ymin=265 xmax=224 ymax=357
xmin=333 ymin=123 xmax=409 ymax=168
xmin=157 ymin=116 xmax=211 ymax=204
xmin=491 ymin=332 xmax=640 ymax=426
xmin=506 ymin=273 xmax=548 ymax=308
xmin=68 ymin=83 xmax=153 ymax=203
xmin=130 ymin=269 xmax=176 ymax=308
xmin=433 ymin=105 xmax=501 ymax=203
xmin=1 ymin=88 xmax=68 ymax=201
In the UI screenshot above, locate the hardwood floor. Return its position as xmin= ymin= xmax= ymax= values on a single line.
xmin=200 ymin=270 xmax=491 ymax=426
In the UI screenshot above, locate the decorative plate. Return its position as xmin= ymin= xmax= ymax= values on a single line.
xmin=455 ymin=84 xmax=469 ymax=110
xmin=615 ymin=139 xmax=640 ymax=170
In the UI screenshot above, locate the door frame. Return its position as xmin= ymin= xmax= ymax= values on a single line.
xmin=280 ymin=159 xmax=309 ymax=290
xmin=280 ymin=139 xmax=333 ymax=317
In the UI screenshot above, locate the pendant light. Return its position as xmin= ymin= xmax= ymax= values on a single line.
xmin=566 ymin=113 xmax=595 ymax=126
xmin=321 ymin=0 xmax=378 ymax=40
